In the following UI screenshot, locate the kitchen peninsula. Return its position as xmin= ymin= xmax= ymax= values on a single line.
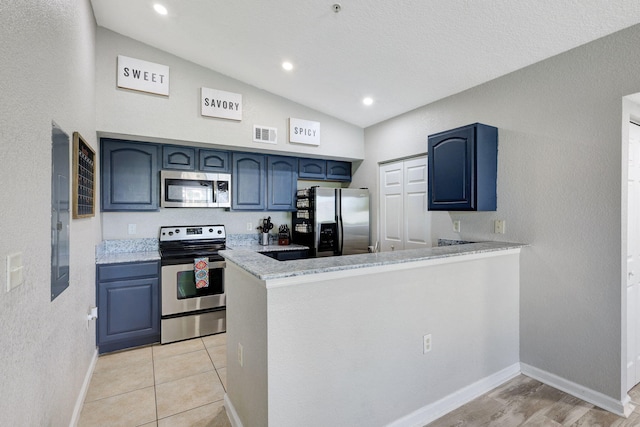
xmin=220 ymin=242 xmax=525 ymax=427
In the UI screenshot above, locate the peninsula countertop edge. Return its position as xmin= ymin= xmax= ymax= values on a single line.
xmin=220 ymin=241 xmax=527 ymax=283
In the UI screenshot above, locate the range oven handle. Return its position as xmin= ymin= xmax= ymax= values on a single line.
xmin=208 ymin=261 xmax=226 ymax=269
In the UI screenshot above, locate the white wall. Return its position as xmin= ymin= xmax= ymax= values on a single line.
xmin=0 ymin=1 xmax=99 ymax=425
xmin=359 ymin=24 xmax=640 ymax=400
xmin=226 ymin=252 xmax=520 ymax=426
xmin=95 ymin=28 xmax=365 ymax=239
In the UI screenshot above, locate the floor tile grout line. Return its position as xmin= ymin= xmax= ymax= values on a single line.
xmin=155 ymin=398 xmax=226 ymax=423
xmin=82 ymin=384 xmax=156 ymax=405
xmin=152 ymin=344 xmax=159 ymax=423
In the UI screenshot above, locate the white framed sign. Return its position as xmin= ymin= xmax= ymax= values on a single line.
xmin=201 ymin=87 xmax=242 ymax=121
xmin=117 ymin=55 xmax=169 ymax=96
xmin=289 ymin=118 xmax=320 ymax=145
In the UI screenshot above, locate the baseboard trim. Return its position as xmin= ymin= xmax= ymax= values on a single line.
xmin=520 ymin=363 xmax=634 ymax=417
xmin=224 ymin=393 xmax=244 ymax=427
xmin=69 ymin=347 xmax=98 ymax=427
xmin=387 ymin=363 xmax=521 ymax=427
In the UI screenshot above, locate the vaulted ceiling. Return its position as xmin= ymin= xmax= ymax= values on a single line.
xmin=91 ymin=1 xmax=640 ymax=127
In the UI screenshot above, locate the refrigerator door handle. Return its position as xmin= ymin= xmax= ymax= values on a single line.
xmin=336 ymin=189 xmax=343 ymax=255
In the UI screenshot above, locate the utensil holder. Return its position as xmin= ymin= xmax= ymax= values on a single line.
xmin=260 ymin=233 xmax=269 ymax=246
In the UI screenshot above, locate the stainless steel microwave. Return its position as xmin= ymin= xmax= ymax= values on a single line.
xmin=160 ymin=170 xmax=231 ymax=208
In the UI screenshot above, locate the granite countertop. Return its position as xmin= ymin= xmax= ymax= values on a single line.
xmin=226 ymin=242 xmax=309 ymax=252
xmin=225 ymin=233 xmax=308 ymax=253
xmin=95 ymin=238 xmax=160 ymax=265
xmin=220 ymin=241 xmax=526 ymax=281
xmin=95 ymin=235 xmax=307 ymax=265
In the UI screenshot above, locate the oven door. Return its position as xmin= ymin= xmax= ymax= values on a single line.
xmin=161 ymin=260 xmax=225 ymax=316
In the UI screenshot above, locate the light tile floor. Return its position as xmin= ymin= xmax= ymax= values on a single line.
xmin=78 ymin=333 xmax=231 ymax=427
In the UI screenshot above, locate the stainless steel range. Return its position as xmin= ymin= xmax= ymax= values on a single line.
xmin=159 ymin=225 xmax=226 ymax=344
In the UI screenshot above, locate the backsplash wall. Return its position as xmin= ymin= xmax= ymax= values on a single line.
xmin=102 ymin=209 xmax=291 ymax=240
xmin=101 ymin=180 xmax=343 ymax=240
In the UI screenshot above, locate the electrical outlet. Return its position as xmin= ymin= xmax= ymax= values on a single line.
xmin=453 ymin=220 xmax=461 ymax=233
xmin=423 ymin=334 xmax=432 ymax=354
xmin=128 ymin=224 xmax=137 ymax=235
xmin=246 ymin=222 xmax=253 ymax=231
xmin=238 ymin=342 xmax=244 ymax=367
xmin=494 ymin=219 xmax=506 ymax=234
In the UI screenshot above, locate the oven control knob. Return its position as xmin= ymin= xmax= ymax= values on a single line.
xmin=175 ymin=229 xmax=180 ymax=233
xmin=168 ymin=231 xmax=173 ymax=236
xmin=209 ymin=228 xmax=213 ymax=233
xmin=217 ymin=229 xmax=222 ymax=234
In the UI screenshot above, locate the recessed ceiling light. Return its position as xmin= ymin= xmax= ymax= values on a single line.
xmin=282 ymin=62 xmax=294 ymax=71
xmin=154 ymin=4 xmax=168 ymax=15
xmin=363 ymin=97 xmax=374 ymax=106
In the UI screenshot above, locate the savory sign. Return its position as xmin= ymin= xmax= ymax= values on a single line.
xmin=201 ymin=87 xmax=243 ymax=121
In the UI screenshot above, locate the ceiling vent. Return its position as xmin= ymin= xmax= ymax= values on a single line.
xmin=253 ymin=125 xmax=277 ymax=144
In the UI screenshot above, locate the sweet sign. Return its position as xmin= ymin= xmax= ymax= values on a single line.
xmin=289 ymin=117 xmax=320 ymax=145
xmin=117 ymin=55 xmax=169 ymax=96
xmin=201 ymin=87 xmax=242 ymax=121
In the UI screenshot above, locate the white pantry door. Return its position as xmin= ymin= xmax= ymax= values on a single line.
xmin=628 ymin=121 xmax=640 ymax=390
xmin=403 ymin=157 xmax=430 ymax=249
xmin=379 ymin=156 xmax=430 ymax=252
xmin=379 ymin=162 xmax=403 ymax=252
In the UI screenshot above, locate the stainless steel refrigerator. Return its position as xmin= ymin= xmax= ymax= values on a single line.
xmin=293 ymin=187 xmax=370 ymax=257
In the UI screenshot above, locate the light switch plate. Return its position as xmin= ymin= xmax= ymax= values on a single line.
xmin=6 ymin=252 xmax=24 ymax=292
xmin=453 ymin=220 xmax=461 ymax=233
xmin=494 ymin=220 xmax=506 ymax=234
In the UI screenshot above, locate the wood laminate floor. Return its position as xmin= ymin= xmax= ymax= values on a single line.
xmin=427 ymin=374 xmax=640 ymax=427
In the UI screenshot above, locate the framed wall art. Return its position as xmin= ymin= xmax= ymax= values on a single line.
xmin=72 ymin=132 xmax=95 ymax=218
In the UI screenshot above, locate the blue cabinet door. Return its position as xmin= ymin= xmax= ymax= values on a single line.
xmin=299 ymin=158 xmax=326 ymax=179
xmin=299 ymin=158 xmax=351 ymax=182
xmin=199 ymin=149 xmax=230 ymax=172
xmin=232 ymin=153 xmax=266 ymax=210
xmin=163 ymin=145 xmax=196 ymax=170
xmin=101 ymin=139 xmax=159 ymax=211
xmin=267 ymin=156 xmax=298 ymax=211
xmin=428 ymin=123 xmax=497 ymax=211
xmin=326 ymin=160 xmax=352 ymax=181
xmin=96 ymin=261 xmax=160 ymax=354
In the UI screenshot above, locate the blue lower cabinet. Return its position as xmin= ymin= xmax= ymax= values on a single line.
xmin=96 ymin=261 xmax=160 ymax=354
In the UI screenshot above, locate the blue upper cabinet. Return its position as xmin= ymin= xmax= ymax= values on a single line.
xmin=326 ymin=160 xmax=351 ymax=181
xmin=299 ymin=158 xmax=351 ymax=182
xmin=428 ymin=123 xmax=497 ymax=211
xmin=267 ymin=156 xmax=298 ymax=211
xmin=199 ymin=149 xmax=230 ymax=172
xmin=232 ymin=153 xmax=266 ymax=210
xmin=232 ymin=153 xmax=298 ymax=211
xmin=299 ymin=158 xmax=326 ymax=180
xmin=101 ymin=139 xmax=159 ymax=211
xmin=162 ymin=145 xmax=196 ymax=170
